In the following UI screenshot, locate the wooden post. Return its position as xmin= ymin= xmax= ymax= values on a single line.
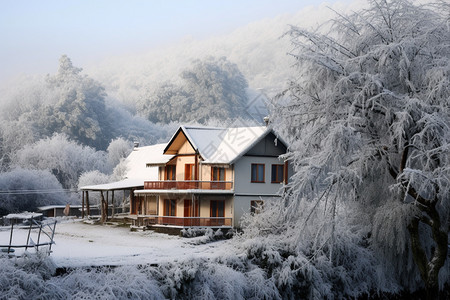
xmin=100 ymin=191 xmax=107 ymax=224
xmin=144 ymin=194 xmax=147 ymax=215
xmin=284 ymin=161 xmax=288 ymax=185
xmin=130 ymin=189 xmax=135 ymax=214
xmin=111 ymin=190 xmax=115 ymax=217
xmin=81 ymin=191 xmax=85 ymax=219
xmin=106 ymin=190 xmax=109 ymax=220
xmin=123 ymin=190 xmax=126 ymax=213
xmin=86 ymin=191 xmax=90 ymax=216
xmin=195 ymin=154 xmax=199 ymax=183
xmin=156 ymin=195 xmax=159 ymax=217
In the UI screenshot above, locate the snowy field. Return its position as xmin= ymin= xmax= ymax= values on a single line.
xmin=0 ymin=219 xmax=283 ymax=299
xmin=0 ymin=218 xmax=233 ymax=267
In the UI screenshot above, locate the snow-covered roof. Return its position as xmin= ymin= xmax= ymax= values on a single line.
xmin=80 ymin=178 xmax=145 ymax=191
xmin=80 ymin=144 xmax=173 ymax=191
xmin=167 ymin=125 xmax=278 ymax=164
xmin=5 ymin=212 xmax=43 ymax=219
xmin=125 ymin=144 xmax=173 ymax=178
xmin=38 ymin=205 xmax=82 ymax=211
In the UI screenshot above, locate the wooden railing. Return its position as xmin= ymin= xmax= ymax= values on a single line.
xmin=144 ymin=181 xmax=233 ymax=190
xmin=146 ymin=216 xmax=232 ymax=227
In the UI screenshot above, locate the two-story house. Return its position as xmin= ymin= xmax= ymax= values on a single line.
xmin=131 ymin=125 xmax=291 ymax=229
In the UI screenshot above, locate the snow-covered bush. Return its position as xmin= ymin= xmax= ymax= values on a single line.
xmin=0 ymin=254 xmax=281 ymax=300
xmin=238 ymin=198 xmax=384 ymax=299
xmin=180 ymin=227 xmax=234 ymax=241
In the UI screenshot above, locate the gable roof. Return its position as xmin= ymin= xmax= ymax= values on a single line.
xmin=164 ymin=125 xmax=286 ymax=164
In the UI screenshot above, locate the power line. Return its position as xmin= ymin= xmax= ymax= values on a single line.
xmin=0 ymin=189 xmax=78 ymax=195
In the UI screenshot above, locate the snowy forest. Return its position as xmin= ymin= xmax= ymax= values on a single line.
xmin=1 ymin=0 xmax=449 ymax=299
xmin=0 ymin=54 xmax=261 ymax=214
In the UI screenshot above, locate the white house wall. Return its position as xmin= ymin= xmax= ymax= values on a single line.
xmin=234 ymin=155 xmax=286 ymax=194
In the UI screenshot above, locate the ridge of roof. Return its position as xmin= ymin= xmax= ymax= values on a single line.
xmin=163 ymin=125 xmax=284 ymax=164
xmin=182 ymin=125 xmax=226 ymax=130
xmin=183 ymin=125 xmax=268 ymax=164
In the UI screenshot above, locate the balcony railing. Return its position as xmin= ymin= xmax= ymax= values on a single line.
xmin=140 ymin=216 xmax=232 ymax=227
xmin=144 ymin=180 xmax=233 ymax=190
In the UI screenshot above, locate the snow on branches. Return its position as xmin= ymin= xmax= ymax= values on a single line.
xmin=249 ymin=0 xmax=450 ymax=298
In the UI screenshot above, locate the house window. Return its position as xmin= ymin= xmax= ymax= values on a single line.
xmin=211 ymin=167 xmax=225 ymax=181
xmin=163 ymin=199 xmax=176 ymax=216
xmin=165 ymin=165 xmax=176 ymax=180
xmin=210 ymin=200 xmax=225 ymax=217
xmin=251 ymin=200 xmax=264 ymax=214
xmin=271 ymin=164 xmax=284 ymax=183
xmin=185 ymin=164 xmax=195 ymax=180
xmin=251 ymin=164 xmax=265 ymax=183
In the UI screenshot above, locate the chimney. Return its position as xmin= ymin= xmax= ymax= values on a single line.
xmin=133 ymin=141 xmax=139 ymax=149
xmin=263 ymin=116 xmax=270 ymax=126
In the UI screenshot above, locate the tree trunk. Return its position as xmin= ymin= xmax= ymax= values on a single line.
xmin=408 ymin=205 xmax=448 ymax=300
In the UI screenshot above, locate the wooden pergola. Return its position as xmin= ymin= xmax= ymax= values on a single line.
xmin=79 ymin=179 xmax=144 ymax=223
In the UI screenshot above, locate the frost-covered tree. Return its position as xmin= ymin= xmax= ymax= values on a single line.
xmin=44 ymin=55 xmax=111 ymax=149
xmin=267 ymin=0 xmax=449 ymax=298
xmin=13 ymin=134 xmax=108 ymax=189
xmin=106 ymin=137 xmax=132 ymax=169
xmin=138 ymin=82 xmax=193 ymax=123
xmin=181 ymin=56 xmax=249 ymax=122
xmin=138 ymin=56 xmax=250 ymax=124
xmin=0 ymin=168 xmax=68 ymax=215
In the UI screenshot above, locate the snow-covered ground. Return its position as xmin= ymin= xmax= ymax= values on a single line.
xmin=0 ymin=218 xmax=233 ymax=268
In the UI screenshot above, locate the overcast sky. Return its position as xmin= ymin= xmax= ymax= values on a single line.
xmin=0 ymin=0 xmax=350 ymax=82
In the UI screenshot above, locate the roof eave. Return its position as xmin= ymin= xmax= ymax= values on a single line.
xmin=163 ymin=125 xmax=198 ymax=155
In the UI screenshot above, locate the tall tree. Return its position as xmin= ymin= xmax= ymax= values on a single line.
xmin=270 ymin=0 xmax=449 ymax=298
xmin=45 ymin=55 xmax=111 ymax=149
xmin=181 ymin=56 xmax=249 ymax=122
xmin=138 ymin=56 xmax=250 ymax=124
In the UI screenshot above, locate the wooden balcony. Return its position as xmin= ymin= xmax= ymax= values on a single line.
xmin=138 ymin=216 xmax=232 ymax=227
xmin=144 ymin=180 xmax=233 ymax=190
